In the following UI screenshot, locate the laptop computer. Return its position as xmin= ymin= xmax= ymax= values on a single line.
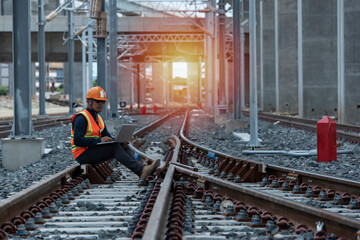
xmin=97 ymin=124 xmax=136 ymax=145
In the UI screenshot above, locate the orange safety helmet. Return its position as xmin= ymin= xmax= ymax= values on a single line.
xmin=86 ymin=86 xmax=108 ymax=101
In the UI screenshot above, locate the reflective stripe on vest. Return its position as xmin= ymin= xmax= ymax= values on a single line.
xmin=71 ymin=109 xmax=105 ymax=159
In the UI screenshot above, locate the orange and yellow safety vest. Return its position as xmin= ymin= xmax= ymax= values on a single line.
xmin=70 ymin=109 xmax=105 ymax=159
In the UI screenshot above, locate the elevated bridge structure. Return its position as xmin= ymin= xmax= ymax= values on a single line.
xmin=0 ymin=16 xmax=237 ymax=63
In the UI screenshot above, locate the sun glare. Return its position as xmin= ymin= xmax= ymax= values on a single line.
xmin=172 ymin=62 xmax=187 ymax=79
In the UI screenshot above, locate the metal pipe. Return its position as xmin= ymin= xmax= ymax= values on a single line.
xmin=233 ymin=0 xmax=241 ymax=119
xmin=38 ymin=0 xmax=47 ymax=117
xmin=249 ymin=0 xmax=260 ymax=147
xmin=109 ymin=0 xmax=118 ymax=118
xmin=275 ymin=0 xmax=279 ymax=112
xmin=12 ymin=0 xmax=32 ymax=136
xmin=259 ymin=0 xmax=264 ymax=111
xmin=337 ymin=0 xmax=345 ymax=123
xmin=68 ymin=1 xmax=75 ymax=115
xmin=297 ymin=0 xmax=303 ymax=118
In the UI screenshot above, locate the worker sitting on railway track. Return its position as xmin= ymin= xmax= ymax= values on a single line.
xmin=70 ymin=86 xmax=159 ymax=180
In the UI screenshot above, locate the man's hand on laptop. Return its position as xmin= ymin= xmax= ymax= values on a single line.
xmin=101 ymin=136 xmax=114 ymax=142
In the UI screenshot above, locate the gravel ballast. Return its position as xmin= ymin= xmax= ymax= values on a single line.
xmin=188 ymin=111 xmax=360 ymax=181
xmin=0 ymin=114 xmax=162 ymax=201
xmin=1 ymin=110 xmax=359 ymax=202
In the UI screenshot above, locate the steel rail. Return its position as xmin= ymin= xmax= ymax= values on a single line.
xmin=0 ymin=117 xmax=72 ymax=138
xmin=243 ymin=110 xmax=360 ymax=132
xmin=0 ymin=165 xmax=81 ymax=225
xmin=175 ymin=165 xmax=360 ymax=239
xmin=242 ymin=110 xmax=360 ymax=144
xmin=180 ymin=110 xmax=360 ymax=196
xmin=128 ymin=112 xmax=173 ymax=161
xmin=0 ymin=113 xmax=179 ymax=238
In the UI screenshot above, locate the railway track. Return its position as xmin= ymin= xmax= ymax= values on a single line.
xmin=242 ymin=110 xmax=360 ymax=144
xmin=0 ymin=109 xmax=359 ymax=239
xmin=0 ymin=116 xmax=72 ymax=138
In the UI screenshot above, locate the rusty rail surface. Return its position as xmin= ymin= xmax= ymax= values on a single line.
xmin=176 ymin=109 xmax=360 ymax=239
xmin=175 ymin=165 xmax=360 ymax=239
xmin=0 ymin=165 xmax=81 ymax=225
xmin=180 ymin=110 xmax=360 ymax=196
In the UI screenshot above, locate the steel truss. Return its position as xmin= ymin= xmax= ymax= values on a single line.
xmin=117 ymin=33 xmax=205 ymax=43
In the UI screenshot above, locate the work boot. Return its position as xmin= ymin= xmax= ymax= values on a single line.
xmin=140 ymin=159 xmax=160 ymax=180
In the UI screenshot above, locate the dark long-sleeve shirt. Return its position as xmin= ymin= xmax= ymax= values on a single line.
xmin=72 ymin=107 xmax=113 ymax=147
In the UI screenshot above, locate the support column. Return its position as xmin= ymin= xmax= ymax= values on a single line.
xmin=68 ymin=1 xmax=75 ymax=115
xmin=337 ymin=0 xmax=345 ymax=123
xmin=130 ymin=57 xmax=134 ymax=107
xmin=82 ymin=30 xmax=87 ymax=108
xmin=12 ymin=0 xmax=32 ymax=136
xmin=137 ymin=63 xmax=140 ymax=108
xmin=249 ymin=0 xmax=260 ymax=147
xmin=5 ymin=0 xmax=44 ymax=168
xmin=205 ymin=7 xmax=214 ymax=111
xmin=218 ymin=0 xmax=226 ymax=112
xmin=259 ymin=0 xmax=264 ymax=111
xmin=233 ymin=0 xmax=241 ymax=119
xmin=88 ymin=1 xmax=93 ymax=93
xmin=97 ymin=0 xmax=107 ymax=119
xmin=168 ymin=61 xmax=172 ymax=106
xmin=198 ymin=56 xmax=202 ymax=107
xmin=38 ymin=0 xmax=46 ymax=117
xmin=240 ymin=23 xmax=246 ymax=109
xmin=109 ymin=0 xmax=118 ymax=118
xmin=274 ymin=0 xmax=279 ymax=112
xmin=298 ymin=0 xmax=303 ymax=118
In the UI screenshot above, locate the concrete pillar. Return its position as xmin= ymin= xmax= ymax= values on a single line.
xmin=118 ymin=61 xmax=132 ymax=104
xmin=205 ymin=0 xmax=216 ymax=112
xmin=278 ymin=0 xmax=298 ymax=113
xmin=187 ymin=62 xmax=199 ymax=105
xmin=140 ymin=63 xmax=146 ymax=106
xmin=152 ymin=62 xmax=164 ymax=105
xmin=344 ymin=1 xmax=360 ymax=124
xmin=109 ymin=0 xmax=118 ymax=118
xmin=302 ymin=0 xmax=337 ymax=119
xmin=261 ymin=0 xmax=276 ymax=112
xmin=64 ymin=62 xmax=83 ymax=100
xmin=225 ymin=60 xmax=233 ymax=111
